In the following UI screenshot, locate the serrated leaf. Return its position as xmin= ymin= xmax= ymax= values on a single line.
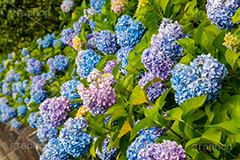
xmin=129 ymin=85 xmax=147 ymax=105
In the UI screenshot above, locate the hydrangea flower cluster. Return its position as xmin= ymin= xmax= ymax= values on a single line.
xmin=111 ymin=0 xmax=126 ymax=14
xmin=5 ymin=69 xmax=16 ymax=82
xmin=37 ymin=33 xmax=55 ymax=49
xmin=86 ymin=31 xmax=99 ymax=50
xmin=37 ymin=123 xmax=58 ymax=143
xmin=96 ymin=139 xmax=117 ymax=160
xmin=47 ymin=55 xmax=69 ymax=72
xmin=73 ymin=16 xmax=89 ymax=34
xmin=39 ymin=97 xmax=71 ymax=128
xmin=137 ymin=140 xmax=187 ymax=160
xmin=31 ymin=75 xmax=47 ymax=92
xmin=97 ymin=30 xmax=118 ymax=55
xmin=138 ymin=72 xmax=168 ymax=102
xmin=77 ymin=69 xmax=117 ymax=115
xmin=59 ymin=117 xmax=92 ymax=158
xmin=53 ymin=38 xmax=65 ymax=49
xmin=90 ymin=0 xmax=106 ymax=14
xmin=116 ymin=46 xmax=133 ymax=75
xmin=40 ymin=138 xmax=70 ymax=160
xmin=61 ymin=28 xmax=77 ymax=46
xmin=75 ymin=49 xmax=101 ymax=78
xmin=31 ymin=90 xmax=48 ymax=104
xmin=12 ymin=80 xmax=29 ymax=97
xmin=28 ymin=112 xmax=43 ymax=128
xmin=171 ymin=54 xmax=228 ymax=105
xmin=141 ymin=47 xmax=174 ymax=80
xmin=89 ymin=19 xmax=97 ymax=31
xmin=27 ymin=58 xmax=43 ymax=75
xmin=150 ymin=18 xmax=189 ymax=63
xmin=115 ymin=15 xmax=145 ymax=48
xmin=0 ymin=105 xmax=16 ymax=123
xmin=17 ymin=106 xmax=27 ymax=116
xmin=41 ymin=72 xmax=56 ymax=84
xmin=21 ymin=48 xmax=29 ymax=56
xmin=11 ymin=118 xmax=22 ymax=130
xmin=103 ymin=60 xmax=117 ymax=74
xmin=127 ymin=133 xmax=158 ymax=160
xmin=61 ymin=0 xmax=74 ymax=12
xmin=223 ymin=32 xmax=240 ymax=52
xmin=2 ymin=83 xmax=12 ymax=96
xmin=72 ymin=36 xmax=85 ymax=51
xmin=206 ymin=0 xmax=240 ymax=30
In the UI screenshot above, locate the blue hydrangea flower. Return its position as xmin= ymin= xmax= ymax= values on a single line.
xmin=150 ymin=18 xmax=189 ymax=63
xmin=53 ymin=55 xmax=70 ymax=71
xmin=76 ymin=49 xmax=102 ymax=79
xmin=40 ymin=138 xmax=70 ymax=160
xmin=115 ymin=15 xmax=145 ymax=48
xmin=138 ymin=72 xmax=168 ymax=102
xmin=171 ymin=54 xmax=228 ymax=105
xmin=61 ymin=80 xmax=80 ymax=101
xmin=14 ymin=73 xmax=21 ymax=81
xmin=21 ymin=48 xmax=29 ymax=56
xmin=0 ymin=105 xmax=16 ymax=123
xmin=53 ymin=38 xmax=65 ymax=49
xmin=96 ymin=139 xmax=117 ymax=160
xmin=37 ymin=33 xmax=55 ymax=49
xmin=97 ymin=30 xmax=118 ymax=55
xmin=37 ymin=123 xmax=58 ymax=143
xmin=41 ymin=72 xmax=57 ymax=84
xmin=2 ymin=83 xmax=12 ymax=96
xmin=17 ymin=106 xmax=27 ymax=116
xmin=206 ymin=0 xmax=240 ymax=30
xmin=61 ymin=0 xmax=74 ymax=12
xmin=28 ymin=112 xmax=43 ymax=129
xmin=73 ymin=16 xmax=89 ymax=34
xmin=116 ymin=46 xmax=133 ymax=75
xmin=31 ymin=75 xmax=47 ymax=92
xmin=5 ymin=69 xmax=16 ymax=82
xmin=31 ymin=90 xmax=48 ymax=104
xmin=90 ymin=0 xmax=105 ymax=14
xmin=0 ymin=64 xmax=3 ymax=73
xmin=59 ymin=117 xmax=92 ymax=158
xmin=86 ymin=31 xmax=99 ymax=50
xmin=89 ymin=19 xmax=96 ymax=31
xmin=11 ymin=118 xmax=22 ymax=130
xmin=127 ymin=133 xmax=158 ymax=160
xmin=17 ymin=97 xmax=22 ymax=103
xmin=138 ymin=140 xmax=187 ymax=160
xmin=27 ymin=58 xmax=43 ymax=75
xmin=61 ymin=28 xmax=77 ymax=46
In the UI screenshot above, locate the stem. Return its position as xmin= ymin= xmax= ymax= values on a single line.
xmin=170 ymin=128 xmax=184 ymax=140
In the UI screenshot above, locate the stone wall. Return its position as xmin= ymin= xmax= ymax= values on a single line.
xmin=0 ymin=121 xmax=43 ymax=160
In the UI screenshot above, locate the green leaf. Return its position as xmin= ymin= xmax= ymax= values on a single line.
xmin=185 ymin=138 xmax=201 ymax=151
xmin=225 ymin=50 xmax=239 ymax=69
xmin=130 ymin=117 xmax=154 ymax=141
xmin=206 ymin=121 xmax=240 ymax=134
xmin=112 ymin=62 xmax=121 ymax=78
xmin=129 ymin=85 xmax=147 ymax=105
xmin=166 ymin=107 xmax=184 ymax=122
xmin=143 ymin=77 xmax=163 ymax=91
xmin=201 ymin=128 xmax=223 ymax=146
xmin=87 ymin=123 xmax=105 ymax=137
xmin=154 ymin=88 xmax=171 ymax=110
xmin=232 ymin=8 xmax=240 ymax=24
xmin=159 ymin=0 xmax=169 ymax=14
xmin=181 ymin=95 xmax=207 ymax=120
xmin=118 ymin=121 xmax=132 ymax=138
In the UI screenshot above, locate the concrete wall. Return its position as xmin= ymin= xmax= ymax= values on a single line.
xmin=0 ymin=121 xmax=43 ymax=160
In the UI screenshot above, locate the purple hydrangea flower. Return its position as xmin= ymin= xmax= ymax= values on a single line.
xmin=138 ymin=140 xmax=187 ymax=160
xmin=61 ymin=28 xmax=77 ymax=47
xmin=115 ymin=15 xmax=145 ymax=48
xmin=73 ymin=16 xmax=89 ymax=34
xmin=103 ymin=60 xmax=118 ymax=74
xmin=37 ymin=123 xmax=58 ymax=143
xmin=97 ymin=30 xmax=119 ymax=55
xmin=86 ymin=31 xmax=99 ymax=50
xmin=111 ymin=0 xmax=126 ymax=14
xmin=40 ymin=138 xmax=70 ymax=160
xmin=31 ymin=75 xmax=47 ymax=92
xmin=77 ymin=69 xmax=117 ymax=115
xmin=27 ymin=58 xmax=43 ymax=75
xmin=39 ymin=97 xmax=71 ymax=128
xmin=59 ymin=117 xmax=92 ymax=158
xmin=61 ymin=0 xmax=74 ymax=12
